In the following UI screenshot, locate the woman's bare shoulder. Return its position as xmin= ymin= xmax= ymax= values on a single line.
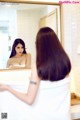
xmin=24 ymin=53 xmax=31 ymax=59
xmin=30 ymin=63 xmax=40 ymax=81
xmin=7 ymin=57 xmax=14 ymax=62
xmin=24 ymin=53 xmax=31 ymax=56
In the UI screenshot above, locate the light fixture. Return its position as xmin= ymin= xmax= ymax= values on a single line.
xmin=0 ymin=2 xmax=19 ymax=5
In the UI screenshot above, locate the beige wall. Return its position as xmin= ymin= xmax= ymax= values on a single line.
xmin=17 ymin=5 xmax=59 ymax=66
xmin=17 ymin=8 xmax=50 ymax=66
xmin=61 ymin=4 xmax=80 ymax=95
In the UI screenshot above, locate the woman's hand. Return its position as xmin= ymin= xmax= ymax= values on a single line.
xmin=0 ymin=84 xmax=9 ymax=92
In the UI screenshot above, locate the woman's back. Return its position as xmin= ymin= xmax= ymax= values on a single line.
xmin=0 ymin=27 xmax=71 ymax=120
xmin=26 ymin=77 xmax=71 ymax=120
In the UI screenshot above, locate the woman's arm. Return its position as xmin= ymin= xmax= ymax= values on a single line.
xmin=0 ymin=64 xmax=40 ymax=105
xmin=25 ymin=53 xmax=31 ymax=69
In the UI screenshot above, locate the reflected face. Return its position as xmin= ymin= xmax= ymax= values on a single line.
xmin=15 ymin=43 xmax=24 ymax=56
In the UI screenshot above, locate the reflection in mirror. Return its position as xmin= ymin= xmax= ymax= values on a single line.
xmin=0 ymin=2 xmax=60 ymax=69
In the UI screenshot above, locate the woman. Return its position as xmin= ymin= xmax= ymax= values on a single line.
xmin=7 ymin=38 xmax=31 ymax=69
xmin=0 ymin=27 xmax=71 ymax=120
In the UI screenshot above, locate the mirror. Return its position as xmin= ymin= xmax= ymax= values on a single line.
xmin=0 ymin=1 xmax=61 ymax=69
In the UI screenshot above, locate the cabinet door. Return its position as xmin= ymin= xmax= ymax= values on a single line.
xmin=39 ymin=9 xmax=58 ymax=35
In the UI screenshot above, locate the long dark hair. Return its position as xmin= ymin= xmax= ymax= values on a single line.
xmin=36 ymin=27 xmax=71 ymax=81
xmin=9 ymin=38 xmax=27 ymax=58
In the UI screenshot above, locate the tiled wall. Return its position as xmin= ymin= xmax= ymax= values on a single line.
xmin=71 ymin=4 xmax=80 ymax=95
xmin=62 ymin=4 xmax=80 ymax=94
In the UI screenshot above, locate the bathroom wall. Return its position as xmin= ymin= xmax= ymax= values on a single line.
xmin=61 ymin=4 xmax=80 ymax=94
xmin=17 ymin=6 xmax=59 ymax=66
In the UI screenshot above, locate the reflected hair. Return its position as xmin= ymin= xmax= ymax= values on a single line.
xmin=36 ymin=27 xmax=71 ymax=81
xmin=9 ymin=38 xmax=27 ymax=58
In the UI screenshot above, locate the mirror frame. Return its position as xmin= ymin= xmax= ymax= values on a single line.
xmin=0 ymin=0 xmax=63 ymax=71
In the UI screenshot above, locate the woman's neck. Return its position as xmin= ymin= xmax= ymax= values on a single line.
xmin=14 ymin=54 xmax=24 ymax=58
